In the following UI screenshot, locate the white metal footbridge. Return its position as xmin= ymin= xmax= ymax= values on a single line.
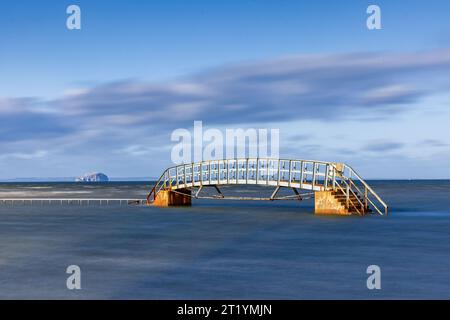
xmin=147 ymin=158 xmax=388 ymax=215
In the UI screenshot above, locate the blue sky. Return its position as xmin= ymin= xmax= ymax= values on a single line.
xmin=1 ymin=0 xmax=450 ymax=179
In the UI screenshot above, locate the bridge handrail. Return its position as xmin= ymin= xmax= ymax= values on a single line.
xmin=329 ymin=163 xmax=388 ymax=215
xmin=147 ymin=168 xmax=169 ymax=203
xmin=333 ymin=177 xmax=365 ymax=215
xmin=346 ymin=164 xmax=388 ymax=209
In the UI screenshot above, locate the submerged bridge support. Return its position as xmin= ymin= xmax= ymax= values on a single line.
xmin=148 ymin=158 xmax=388 ymax=216
xmin=153 ymin=189 xmax=192 ymax=207
xmin=315 ymin=191 xmax=352 ymax=215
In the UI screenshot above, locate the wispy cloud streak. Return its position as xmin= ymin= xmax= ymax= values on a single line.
xmin=1 ymin=48 xmax=450 ymax=177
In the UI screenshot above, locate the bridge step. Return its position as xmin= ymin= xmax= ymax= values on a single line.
xmin=315 ymin=190 xmax=370 ymax=216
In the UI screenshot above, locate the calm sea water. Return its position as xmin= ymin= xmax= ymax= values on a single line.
xmin=0 ymin=180 xmax=449 ymax=299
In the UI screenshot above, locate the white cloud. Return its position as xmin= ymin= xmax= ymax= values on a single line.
xmin=0 ymin=150 xmax=48 ymax=160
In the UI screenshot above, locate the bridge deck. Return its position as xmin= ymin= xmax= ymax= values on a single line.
xmin=175 ymin=180 xmax=325 ymax=191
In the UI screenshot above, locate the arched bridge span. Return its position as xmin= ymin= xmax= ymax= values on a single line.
xmin=147 ymin=158 xmax=388 ymax=216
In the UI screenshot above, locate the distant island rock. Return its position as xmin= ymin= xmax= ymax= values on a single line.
xmin=75 ymin=172 xmax=109 ymax=182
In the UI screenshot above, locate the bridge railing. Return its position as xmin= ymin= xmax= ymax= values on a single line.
xmin=147 ymin=158 xmax=388 ymax=215
xmin=147 ymin=158 xmax=332 ymax=199
xmin=329 ymin=163 xmax=388 ymax=216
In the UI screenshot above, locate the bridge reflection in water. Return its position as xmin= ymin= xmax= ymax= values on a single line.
xmin=147 ymin=158 xmax=388 ymax=216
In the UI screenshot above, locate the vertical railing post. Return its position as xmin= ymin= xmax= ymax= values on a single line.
xmin=277 ymin=159 xmax=281 ymax=186
xmin=300 ymin=161 xmax=304 ymax=189
xmin=246 ymin=158 xmax=249 ymax=184
xmin=208 ymin=161 xmax=211 ymax=184
xmin=165 ymin=171 xmax=168 ymax=189
xmin=200 ymin=162 xmax=203 ymax=185
xmin=226 ymin=160 xmax=229 ymax=184
xmin=288 ymin=160 xmax=292 ymax=187
xmin=256 ymin=158 xmax=259 ymax=184
xmin=346 ymin=184 xmax=350 ymax=209
xmin=324 ymin=164 xmax=329 ymax=190
xmin=312 ymin=162 xmax=316 ymax=189
xmin=364 ymin=187 xmax=368 ymax=212
xmin=332 ymin=166 xmax=336 ymax=190
xmin=217 ymin=160 xmax=220 ymax=183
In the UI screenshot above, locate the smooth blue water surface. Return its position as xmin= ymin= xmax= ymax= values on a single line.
xmin=0 ymin=180 xmax=449 ymax=299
